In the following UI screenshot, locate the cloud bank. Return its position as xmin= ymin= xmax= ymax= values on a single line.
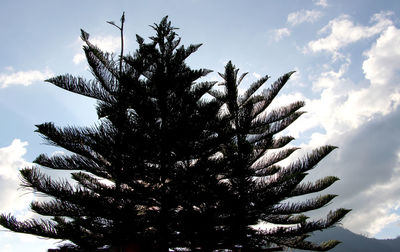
xmin=284 ymin=13 xmax=400 ymax=237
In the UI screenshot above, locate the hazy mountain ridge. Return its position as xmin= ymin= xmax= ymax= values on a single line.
xmin=293 ymin=226 xmax=400 ymax=251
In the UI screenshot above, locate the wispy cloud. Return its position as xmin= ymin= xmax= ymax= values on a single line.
xmin=270 ymin=8 xmax=324 ymax=43
xmin=272 ymin=27 xmax=291 ymax=41
xmin=287 ymin=9 xmax=323 ymax=26
xmin=73 ymin=53 xmax=86 ymax=65
xmin=252 ymin=72 xmax=261 ymax=79
xmin=73 ymin=35 xmax=121 ymax=65
xmin=0 ymin=68 xmax=53 ymax=88
xmin=314 ymin=0 xmax=328 ymax=8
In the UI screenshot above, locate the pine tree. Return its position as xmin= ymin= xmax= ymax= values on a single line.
xmin=0 ymin=15 xmax=349 ymax=252
xmin=205 ymin=61 xmax=350 ymax=251
xmin=0 ymin=15 xmax=221 ymax=251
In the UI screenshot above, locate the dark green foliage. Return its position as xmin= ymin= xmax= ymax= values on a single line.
xmin=0 ymin=15 xmax=349 ymax=252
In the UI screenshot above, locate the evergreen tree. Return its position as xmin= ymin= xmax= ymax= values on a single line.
xmin=0 ymin=15 xmax=349 ymax=252
xmin=205 ymin=61 xmax=350 ymax=251
xmin=0 ymin=15 xmax=221 ymax=251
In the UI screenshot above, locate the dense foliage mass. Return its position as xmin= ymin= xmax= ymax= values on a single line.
xmin=0 ymin=15 xmax=349 ymax=251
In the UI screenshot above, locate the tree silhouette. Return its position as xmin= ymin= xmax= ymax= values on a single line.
xmin=0 ymin=15 xmax=349 ymax=252
xmin=204 ymin=61 xmax=350 ymax=251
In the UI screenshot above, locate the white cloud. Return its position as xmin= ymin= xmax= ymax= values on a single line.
xmin=347 ymin=206 xmax=400 ymax=237
xmin=298 ymin=23 xmax=400 ymax=134
xmin=353 ymin=166 xmax=400 ymax=236
xmin=0 ymin=140 xmax=64 ymax=248
xmin=311 ymin=59 xmax=350 ymax=91
xmin=334 ymin=25 xmax=400 ymax=130
xmin=290 ymin=67 xmax=303 ymax=84
xmin=90 ymin=35 xmax=121 ymax=53
xmin=73 ymin=53 xmax=86 ymax=65
xmin=284 ymin=20 xmax=400 ymax=237
xmin=0 ymin=139 xmax=33 ymax=214
xmin=0 ymin=68 xmax=53 ymax=88
xmin=0 ymin=139 xmax=28 ymax=181
xmin=252 ymin=72 xmax=261 ymax=79
xmin=287 ymin=9 xmax=323 ymax=26
xmin=272 ymin=27 xmax=291 ymax=41
xmin=363 ymin=26 xmax=400 ymax=87
xmin=1 ymin=242 xmax=13 ymax=252
xmin=314 ymin=0 xmax=328 ymax=8
xmin=73 ymin=35 xmax=121 ymax=65
xmin=306 ymin=11 xmax=393 ymax=59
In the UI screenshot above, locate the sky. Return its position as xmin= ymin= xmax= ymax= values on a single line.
xmin=1 ymin=0 xmax=400 ymax=251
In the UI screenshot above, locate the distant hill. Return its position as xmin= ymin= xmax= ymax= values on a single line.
xmin=293 ymin=226 xmax=400 ymax=252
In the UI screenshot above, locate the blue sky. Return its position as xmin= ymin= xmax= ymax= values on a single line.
xmin=1 ymin=0 xmax=400 ymax=250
